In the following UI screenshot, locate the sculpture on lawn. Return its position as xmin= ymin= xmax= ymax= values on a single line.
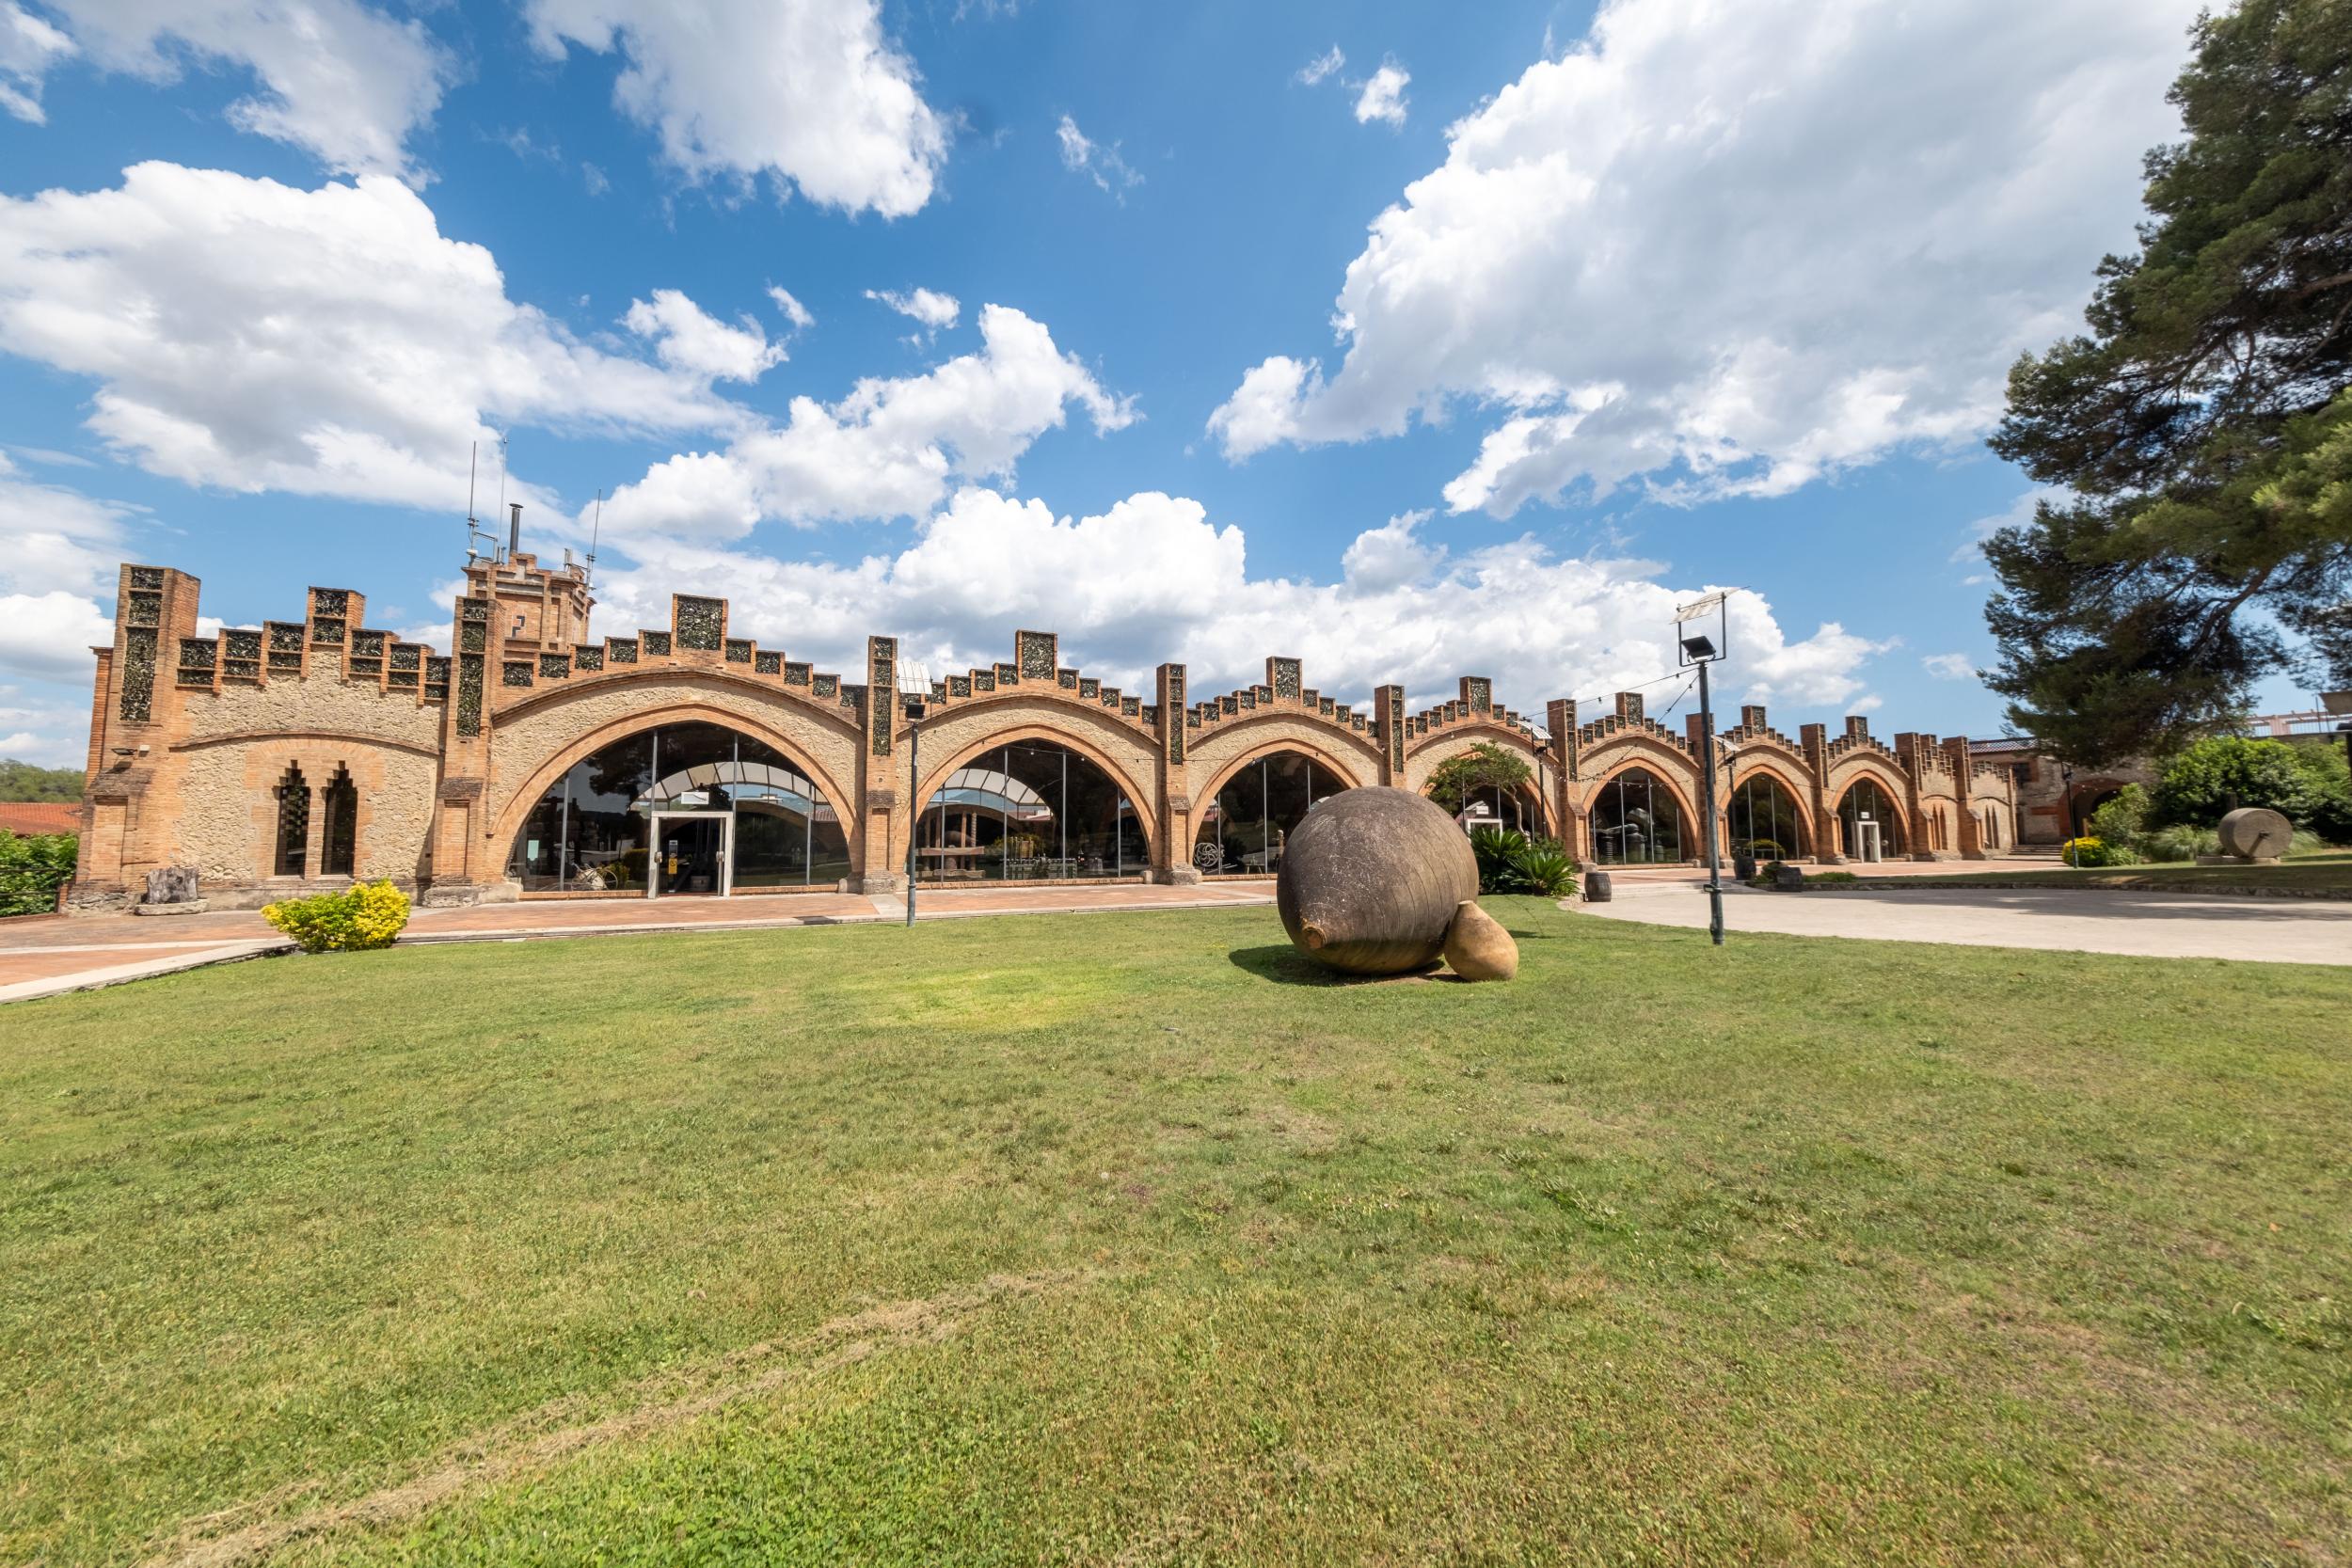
xmin=2215 ymin=806 xmax=2293 ymax=863
xmin=1275 ymin=786 xmax=1517 ymax=979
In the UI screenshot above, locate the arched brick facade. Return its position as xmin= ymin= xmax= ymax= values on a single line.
xmin=64 ymin=557 xmax=2023 ymax=909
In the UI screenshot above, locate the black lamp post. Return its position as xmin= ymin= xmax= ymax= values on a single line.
xmin=1676 ymin=590 xmax=1738 ymax=946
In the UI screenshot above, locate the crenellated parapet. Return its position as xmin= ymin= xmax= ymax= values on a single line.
xmin=1187 ymin=655 xmax=1374 ymax=741
xmin=905 ymin=628 xmax=1160 ymax=742
xmin=1574 ymin=690 xmax=1696 ymax=760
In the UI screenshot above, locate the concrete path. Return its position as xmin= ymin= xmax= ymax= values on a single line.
xmin=0 ymin=880 xmax=1277 ymax=1004
xmin=1579 ymin=879 xmax=2352 ymax=966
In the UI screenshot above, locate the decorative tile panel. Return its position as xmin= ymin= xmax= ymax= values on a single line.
xmin=538 ymin=653 xmax=569 ymax=679
xmin=310 ymin=618 xmax=345 ymax=646
xmin=642 ymin=630 xmax=672 ymax=657
xmin=724 ymin=638 xmax=753 ymax=664
xmin=1385 ymin=688 xmax=1406 ymax=771
xmin=974 ymin=670 xmax=995 ymax=692
xmin=502 ymin=659 xmax=534 ymax=688
xmin=1017 ymin=630 xmax=1057 ymax=680
xmin=755 ymin=650 xmax=781 ymax=674
xmin=1057 ymin=669 xmax=1077 ymax=689
xmin=119 ymin=626 xmax=157 ymax=721
xmin=1465 ymin=676 xmax=1492 ymax=714
xmin=310 ymin=588 xmax=350 ymax=618
xmin=994 ymin=661 xmax=1017 ymax=686
xmin=125 ymin=590 xmax=162 ymax=627
xmin=573 ymin=643 xmax=604 ymax=672
xmin=424 ymin=656 xmax=450 ymax=700
xmin=456 ymin=654 xmax=485 ymax=735
xmin=1239 ymin=689 xmax=1256 ymax=710
xmin=127 ymin=565 xmax=165 ymax=591
xmin=675 ymin=595 xmax=724 ymax=652
xmin=1271 ymin=657 xmax=1301 ymax=701
xmin=266 ymin=621 xmax=305 ymax=673
xmin=1221 ymin=694 xmax=1237 ymax=716
xmin=1319 ymin=696 xmax=1335 ymax=717
xmin=867 ymin=637 xmax=895 ymax=757
xmin=176 ymin=636 xmax=216 ymax=690
xmin=1163 ymin=666 xmax=1185 ymax=763
xmin=784 ymin=660 xmax=810 ymax=686
xmin=1121 ymin=695 xmax=1140 ymax=716
xmin=223 ymin=627 xmax=263 ymax=683
xmin=1252 ymin=684 xmax=1271 ymax=705
xmin=947 ymin=673 xmax=971 ymax=697
xmin=1079 ymin=678 xmax=1099 ymax=699
xmin=352 ymin=629 xmax=387 ymax=657
xmin=460 ymin=622 xmax=486 ymax=653
xmin=608 ymin=638 xmax=639 ymax=664
xmin=812 ymin=673 xmax=838 ymax=699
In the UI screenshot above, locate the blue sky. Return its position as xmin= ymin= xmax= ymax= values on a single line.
xmin=0 ymin=0 xmax=2295 ymax=768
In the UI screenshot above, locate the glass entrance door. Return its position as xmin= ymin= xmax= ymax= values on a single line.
xmin=652 ymin=814 xmax=729 ymax=897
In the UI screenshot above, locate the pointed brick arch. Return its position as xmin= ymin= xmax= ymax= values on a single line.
xmin=908 ymin=721 xmax=1158 ymax=866
xmin=486 ymin=705 xmax=862 ymax=879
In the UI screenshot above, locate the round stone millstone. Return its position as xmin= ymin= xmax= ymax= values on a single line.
xmin=1275 ymin=786 xmax=1480 ymax=974
xmin=2217 ymin=806 xmax=2293 ymax=860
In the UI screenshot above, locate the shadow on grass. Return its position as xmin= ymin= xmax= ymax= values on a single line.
xmin=1228 ymin=944 xmax=1448 ymax=987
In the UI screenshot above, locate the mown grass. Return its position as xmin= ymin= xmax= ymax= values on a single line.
xmin=3 ymin=900 xmax=2348 ymax=1566
xmin=1827 ymin=850 xmax=2352 ymax=898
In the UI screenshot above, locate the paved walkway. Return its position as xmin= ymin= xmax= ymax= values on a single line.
xmin=0 ymin=881 xmax=1277 ymax=1004
xmin=1580 ymin=879 xmax=2352 ymax=966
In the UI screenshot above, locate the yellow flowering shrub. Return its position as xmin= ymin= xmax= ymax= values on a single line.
xmin=262 ymin=879 xmax=410 ymax=953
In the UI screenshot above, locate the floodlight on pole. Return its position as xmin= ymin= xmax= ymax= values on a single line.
xmin=1673 ymin=589 xmax=1740 ymax=946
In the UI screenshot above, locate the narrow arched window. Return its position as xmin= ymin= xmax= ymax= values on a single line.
xmin=319 ymin=765 xmax=358 ymax=878
xmin=274 ymin=763 xmax=310 ymax=877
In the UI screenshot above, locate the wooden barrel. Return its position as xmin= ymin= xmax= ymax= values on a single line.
xmin=1276 ymin=787 xmax=1479 ymax=974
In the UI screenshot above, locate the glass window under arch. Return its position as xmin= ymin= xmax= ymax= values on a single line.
xmin=1192 ymin=750 xmax=1348 ymax=876
xmin=914 ymin=738 xmax=1146 ymax=882
xmin=506 ymin=721 xmax=850 ymax=895
xmin=1728 ymin=773 xmax=1805 ymax=860
xmin=1589 ymin=768 xmax=1685 ymax=865
xmin=1836 ymin=778 xmax=1906 ymax=858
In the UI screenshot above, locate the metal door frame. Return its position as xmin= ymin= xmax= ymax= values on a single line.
xmin=649 ymin=810 xmax=732 ymax=897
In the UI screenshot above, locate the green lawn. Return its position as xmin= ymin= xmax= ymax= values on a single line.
xmin=1820 ymin=850 xmax=2352 ymax=898
xmin=4 ymin=901 xmax=2348 ymax=1566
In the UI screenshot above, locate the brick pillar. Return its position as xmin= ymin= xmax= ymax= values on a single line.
xmin=1156 ymin=663 xmax=1197 ymax=883
xmin=1802 ymin=722 xmax=1839 ymax=863
xmin=1546 ymin=697 xmax=1578 ymax=852
xmin=1946 ymin=736 xmax=1988 ymax=859
xmin=425 ymin=591 xmax=495 ymax=899
xmin=1374 ymin=684 xmax=1407 ymax=786
xmin=858 ymin=635 xmax=902 ymax=895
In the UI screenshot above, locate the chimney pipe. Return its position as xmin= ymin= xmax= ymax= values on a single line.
xmin=507 ymin=501 xmax=522 ymax=561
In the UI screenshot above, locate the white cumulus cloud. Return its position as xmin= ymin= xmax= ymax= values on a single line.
xmin=600 ymin=303 xmax=1136 ymax=537
xmin=866 ymin=285 xmax=961 ymax=334
xmin=1922 ymin=651 xmax=1978 ymax=680
xmin=27 ymin=0 xmax=451 ymax=178
xmin=625 ymin=289 xmax=787 ymax=382
xmin=0 ymin=164 xmax=754 ymax=515
xmin=0 ymin=3 xmax=74 ymax=124
xmin=1209 ymin=0 xmax=2203 ymax=519
xmin=1353 ymin=62 xmax=1409 ymax=127
xmin=524 ymin=0 xmax=949 ymax=217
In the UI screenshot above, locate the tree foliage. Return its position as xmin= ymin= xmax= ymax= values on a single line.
xmin=0 ymin=759 xmax=83 ymax=803
xmin=1426 ymin=743 xmax=1534 ymax=816
xmin=0 ymin=832 xmax=77 ymax=917
xmin=1984 ymin=0 xmax=2352 ymax=763
xmin=2149 ymin=734 xmax=2352 ymax=839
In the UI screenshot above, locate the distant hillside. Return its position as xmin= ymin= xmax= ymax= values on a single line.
xmin=0 ymin=760 xmax=84 ymax=803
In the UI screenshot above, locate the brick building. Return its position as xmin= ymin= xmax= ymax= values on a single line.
xmin=67 ymin=551 xmax=2023 ymax=910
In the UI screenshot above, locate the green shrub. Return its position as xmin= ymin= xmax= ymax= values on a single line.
xmin=2086 ymin=784 xmax=2150 ymax=852
xmin=1806 ymin=871 xmax=1859 ymax=885
xmin=2151 ymin=736 xmax=2348 ymax=835
xmin=1470 ymin=828 xmax=1578 ymax=895
xmin=262 ymin=880 xmax=409 ymax=953
xmin=2138 ymin=824 xmax=2217 ymax=863
xmin=2060 ymin=835 xmax=2137 ymax=867
xmin=0 ymin=831 xmax=76 ymax=918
